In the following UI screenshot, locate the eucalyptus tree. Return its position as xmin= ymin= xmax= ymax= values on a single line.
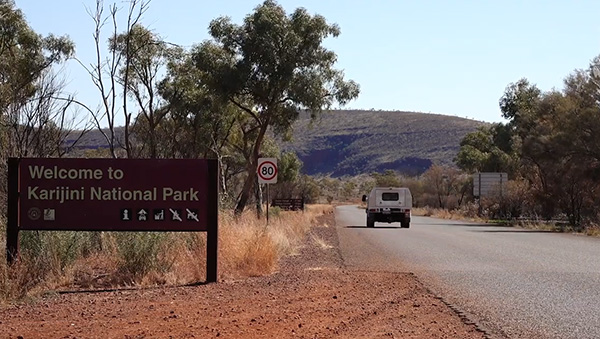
xmin=454 ymin=124 xmax=517 ymax=175
xmin=192 ymin=0 xmax=360 ymax=215
xmin=495 ymin=67 xmax=600 ymax=223
xmin=0 ymin=0 xmax=79 ymax=217
xmin=159 ymin=52 xmax=243 ymax=201
xmin=0 ymin=0 xmax=84 ymax=160
xmin=111 ymin=24 xmax=181 ymax=158
xmin=0 ymin=0 xmax=74 ymax=116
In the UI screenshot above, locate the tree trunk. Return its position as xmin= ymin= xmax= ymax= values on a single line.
xmin=149 ymin=118 xmax=157 ymax=159
xmin=217 ymin=153 xmax=227 ymax=200
xmin=234 ymin=122 xmax=269 ymax=216
xmin=234 ymin=165 xmax=256 ymax=216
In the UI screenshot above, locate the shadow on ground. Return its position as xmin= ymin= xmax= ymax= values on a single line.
xmin=471 ymin=229 xmax=555 ymax=233
xmin=429 ymin=222 xmax=513 ymax=228
xmin=345 ymin=225 xmax=405 ymax=229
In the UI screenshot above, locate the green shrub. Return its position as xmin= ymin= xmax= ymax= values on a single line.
xmin=268 ymin=206 xmax=282 ymax=218
xmin=114 ymin=232 xmax=172 ymax=282
xmin=20 ymin=231 xmax=88 ymax=278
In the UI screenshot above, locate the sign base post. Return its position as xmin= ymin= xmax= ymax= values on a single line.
xmin=206 ymin=160 xmax=218 ymax=283
xmin=7 ymin=158 xmax=19 ymax=265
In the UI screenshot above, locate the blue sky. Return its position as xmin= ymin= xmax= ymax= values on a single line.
xmin=16 ymin=0 xmax=600 ymax=126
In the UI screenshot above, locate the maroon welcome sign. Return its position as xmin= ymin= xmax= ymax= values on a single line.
xmin=7 ymin=158 xmax=219 ymax=283
xmin=17 ymin=158 xmax=215 ymax=231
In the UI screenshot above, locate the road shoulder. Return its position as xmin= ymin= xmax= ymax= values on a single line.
xmin=0 ymin=210 xmax=485 ymax=338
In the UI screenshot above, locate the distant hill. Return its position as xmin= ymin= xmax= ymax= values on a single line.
xmin=281 ymin=110 xmax=487 ymax=177
xmin=68 ymin=109 xmax=487 ymax=177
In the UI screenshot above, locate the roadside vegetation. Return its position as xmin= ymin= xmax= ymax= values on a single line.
xmin=325 ymin=149 xmax=600 ymax=235
xmin=451 ymin=56 xmax=600 ymax=232
xmin=0 ymin=205 xmax=331 ymax=304
xmin=315 ymin=51 xmax=600 ymax=235
xmin=0 ymin=0 xmax=349 ymax=303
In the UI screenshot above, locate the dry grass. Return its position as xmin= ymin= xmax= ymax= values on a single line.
xmin=414 ymin=206 xmax=600 ymax=238
xmin=514 ymin=220 xmax=589 ymax=234
xmin=310 ymin=233 xmax=333 ymax=249
xmin=513 ymin=221 xmax=558 ymax=231
xmin=0 ymin=257 xmax=41 ymax=306
xmin=585 ymin=225 xmax=600 ymax=237
xmin=412 ymin=206 xmax=486 ymax=223
xmin=306 ymin=204 xmax=334 ymax=215
xmin=410 ymin=207 xmax=430 ymax=216
xmin=218 ymin=211 xmax=280 ymax=279
xmin=0 ymin=204 xmax=332 ymax=304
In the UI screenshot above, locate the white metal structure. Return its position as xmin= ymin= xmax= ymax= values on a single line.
xmin=473 ymin=172 xmax=508 ymax=197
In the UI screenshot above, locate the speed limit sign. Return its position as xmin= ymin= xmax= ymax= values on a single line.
xmin=257 ymin=158 xmax=277 ymax=184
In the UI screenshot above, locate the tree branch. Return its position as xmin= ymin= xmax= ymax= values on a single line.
xmin=229 ymin=97 xmax=261 ymax=125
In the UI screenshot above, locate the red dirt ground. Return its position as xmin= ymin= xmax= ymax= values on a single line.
xmin=0 ymin=213 xmax=486 ymax=339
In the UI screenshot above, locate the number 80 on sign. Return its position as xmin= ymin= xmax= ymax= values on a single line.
xmin=257 ymin=158 xmax=277 ymax=184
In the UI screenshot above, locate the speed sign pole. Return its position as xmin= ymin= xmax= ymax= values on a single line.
xmin=257 ymin=158 xmax=278 ymax=225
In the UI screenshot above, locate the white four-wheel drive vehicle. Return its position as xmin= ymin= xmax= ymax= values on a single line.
xmin=361 ymin=187 xmax=412 ymax=228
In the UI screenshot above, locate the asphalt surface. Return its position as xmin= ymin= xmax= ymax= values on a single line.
xmin=335 ymin=205 xmax=600 ymax=339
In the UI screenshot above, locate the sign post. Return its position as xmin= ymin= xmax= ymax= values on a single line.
xmin=473 ymin=172 xmax=508 ymax=217
xmin=473 ymin=172 xmax=508 ymax=197
xmin=257 ymin=158 xmax=277 ymax=225
xmin=7 ymin=158 xmax=219 ymax=283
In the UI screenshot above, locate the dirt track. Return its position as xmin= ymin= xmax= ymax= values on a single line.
xmin=0 ymin=212 xmax=485 ymax=338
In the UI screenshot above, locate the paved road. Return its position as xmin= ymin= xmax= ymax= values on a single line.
xmin=335 ymin=205 xmax=600 ymax=339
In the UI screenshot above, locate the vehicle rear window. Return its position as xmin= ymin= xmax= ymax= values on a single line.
xmin=381 ymin=192 xmax=399 ymax=201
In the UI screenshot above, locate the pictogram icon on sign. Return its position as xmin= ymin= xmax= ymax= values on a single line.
xmin=121 ymin=208 xmax=132 ymax=221
xmin=186 ymin=209 xmax=199 ymax=222
xmin=138 ymin=209 xmax=148 ymax=221
xmin=43 ymin=209 xmax=55 ymax=221
xmin=170 ymin=208 xmax=182 ymax=222
xmin=28 ymin=207 xmax=41 ymax=221
xmin=153 ymin=209 xmax=165 ymax=221
xmin=257 ymin=157 xmax=278 ymax=184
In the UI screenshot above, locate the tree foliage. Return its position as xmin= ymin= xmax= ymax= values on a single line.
xmin=111 ymin=24 xmax=181 ymax=158
xmin=456 ymin=58 xmax=600 ymax=226
xmin=0 ymin=0 xmax=87 ymax=227
xmin=0 ymin=0 xmax=82 ymax=159
xmin=371 ymin=170 xmax=401 ymax=187
xmin=0 ymin=0 xmax=74 ymax=115
xmin=454 ymin=124 xmax=517 ymax=175
xmin=191 ymin=0 xmax=359 ymax=214
xmin=422 ymin=165 xmax=469 ymax=209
